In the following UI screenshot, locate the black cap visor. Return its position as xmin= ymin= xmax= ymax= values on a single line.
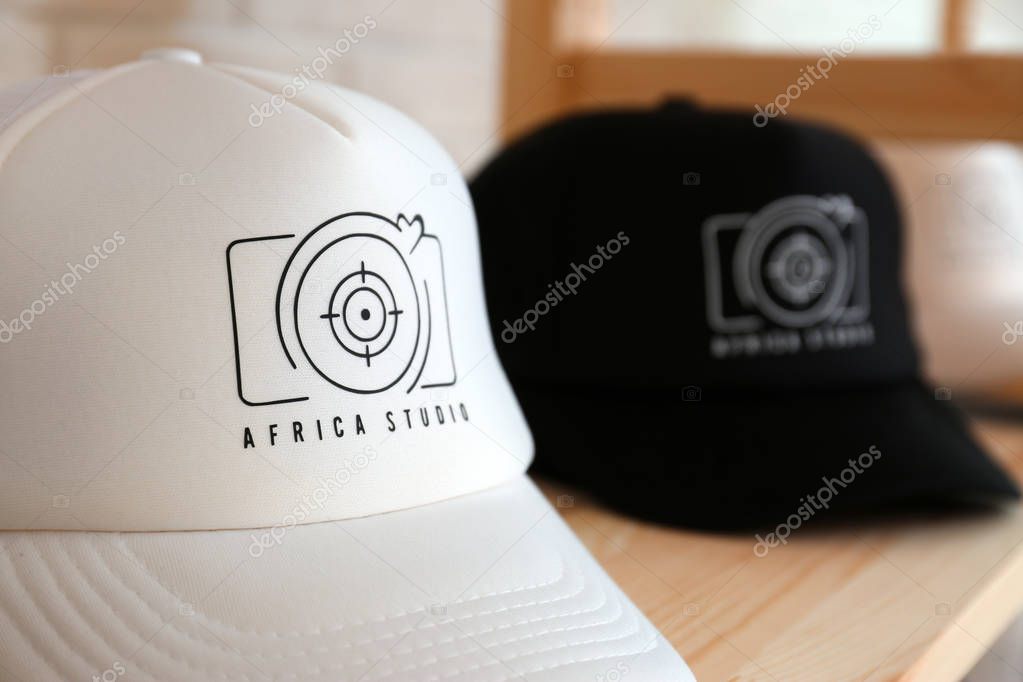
xmin=523 ymin=381 xmax=1020 ymax=531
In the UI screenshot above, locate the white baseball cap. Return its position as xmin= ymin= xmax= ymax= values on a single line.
xmin=0 ymin=50 xmax=693 ymax=681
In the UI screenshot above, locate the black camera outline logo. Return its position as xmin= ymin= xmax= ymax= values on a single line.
xmin=227 ymin=212 xmax=456 ymax=406
xmin=702 ymin=195 xmax=870 ymax=332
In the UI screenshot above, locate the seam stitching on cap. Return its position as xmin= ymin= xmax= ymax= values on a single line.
xmin=204 ymin=63 xmax=353 ymax=143
xmin=107 ymin=534 xmax=572 ymax=638
xmin=0 ymin=544 xmax=77 ymax=679
xmin=368 ymin=602 xmax=647 ymax=682
xmin=31 ymin=535 xmax=135 ymax=670
xmin=0 ymin=62 xmax=147 ymax=174
xmin=73 ymin=537 xmax=257 ymax=679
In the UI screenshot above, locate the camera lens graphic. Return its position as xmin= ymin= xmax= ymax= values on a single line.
xmin=293 ymin=233 xmax=420 ymax=394
xmin=764 ymin=232 xmax=833 ymax=306
xmin=744 ymin=212 xmax=850 ymax=328
xmin=325 ymin=264 xmax=402 ymax=363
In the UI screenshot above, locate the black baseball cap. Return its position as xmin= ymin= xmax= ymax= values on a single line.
xmin=470 ymin=102 xmax=1020 ymax=531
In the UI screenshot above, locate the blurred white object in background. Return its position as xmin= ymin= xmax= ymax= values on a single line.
xmin=877 ymin=141 xmax=1023 ymax=394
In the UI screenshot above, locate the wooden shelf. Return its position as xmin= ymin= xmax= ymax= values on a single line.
xmin=501 ymin=1 xmax=1023 ymax=144
xmin=541 ymin=418 xmax=1023 ymax=681
xmin=568 ymin=52 xmax=1023 ymax=141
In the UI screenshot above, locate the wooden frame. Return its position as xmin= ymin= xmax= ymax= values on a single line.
xmin=500 ymin=0 xmax=1023 ymax=142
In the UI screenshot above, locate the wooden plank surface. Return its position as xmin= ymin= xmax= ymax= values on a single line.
xmin=557 ymin=52 xmax=1023 ymax=143
xmin=541 ymin=417 xmax=1023 ymax=681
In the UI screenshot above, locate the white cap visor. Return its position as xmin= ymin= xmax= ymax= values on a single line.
xmin=0 ymin=478 xmax=692 ymax=681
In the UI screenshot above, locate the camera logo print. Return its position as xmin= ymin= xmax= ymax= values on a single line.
xmin=702 ymin=195 xmax=872 ymax=357
xmin=227 ymin=212 xmax=456 ymax=405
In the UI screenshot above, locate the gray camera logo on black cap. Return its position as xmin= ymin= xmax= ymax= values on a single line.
xmin=702 ymin=195 xmax=870 ymax=335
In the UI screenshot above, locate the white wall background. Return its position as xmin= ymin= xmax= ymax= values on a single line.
xmin=0 ymin=0 xmax=506 ymax=174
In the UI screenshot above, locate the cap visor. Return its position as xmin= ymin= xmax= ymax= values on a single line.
xmin=524 ymin=381 xmax=1020 ymax=531
xmin=0 ymin=477 xmax=692 ymax=681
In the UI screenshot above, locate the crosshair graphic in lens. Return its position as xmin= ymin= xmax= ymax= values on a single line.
xmin=323 ymin=261 xmax=403 ymax=366
xmin=293 ymin=232 xmax=421 ymax=394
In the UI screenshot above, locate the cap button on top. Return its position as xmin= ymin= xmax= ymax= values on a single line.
xmin=140 ymin=48 xmax=203 ymax=65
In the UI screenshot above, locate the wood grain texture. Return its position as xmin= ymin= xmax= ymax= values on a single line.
xmin=500 ymin=1 xmax=1023 ymax=144
xmin=943 ymin=0 xmax=971 ymax=52
xmin=566 ymin=52 xmax=1023 ymax=142
xmin=498 ymin=0 xmax=570 ymax=144
xmin=541 ymin=418 xmax=1023 ymax=681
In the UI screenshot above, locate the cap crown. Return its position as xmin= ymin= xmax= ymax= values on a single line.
xmin=0 ymin=59 xmax=531 ymax=530
xmin=472 ymin=105 xmax=919 ymax=393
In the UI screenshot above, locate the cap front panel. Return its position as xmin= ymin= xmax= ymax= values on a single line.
xmin=0 ymin=61 xmax=531 ymax=531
